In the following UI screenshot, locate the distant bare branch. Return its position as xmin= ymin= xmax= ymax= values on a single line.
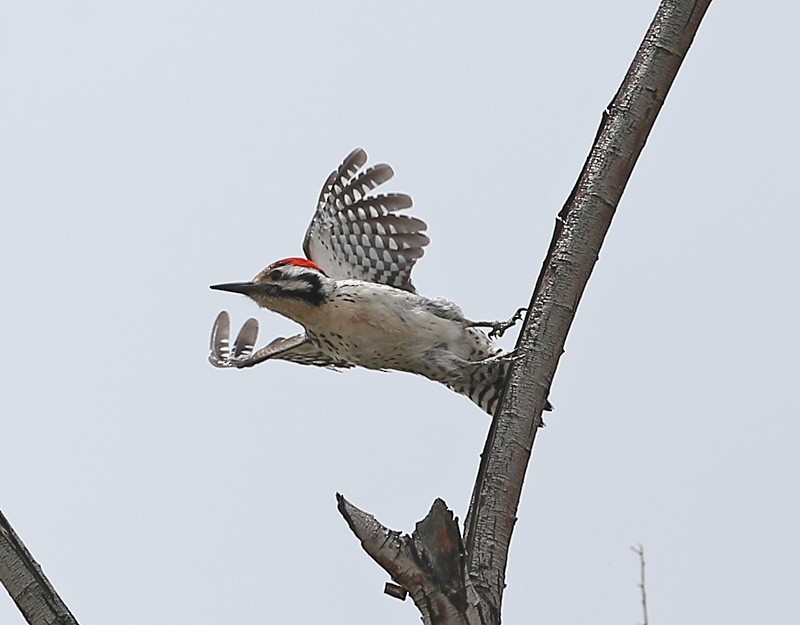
xmin=631 ymin=544 xmax=649 ymax=625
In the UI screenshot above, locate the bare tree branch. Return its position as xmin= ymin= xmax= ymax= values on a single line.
xmin=339 ymin=1 xmax=713 ymax=623
xmin=463 ymin=0 xmax=713 ymax=615
xmin=0 ymin=509 xmax=79 ymax=625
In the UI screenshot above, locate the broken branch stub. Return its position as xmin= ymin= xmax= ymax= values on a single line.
xmin=337 ymin=494 xmax=484 ymax=625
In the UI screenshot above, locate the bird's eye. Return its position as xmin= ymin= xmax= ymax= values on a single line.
xmin=269 ymin=269 xmax=282 ymax=280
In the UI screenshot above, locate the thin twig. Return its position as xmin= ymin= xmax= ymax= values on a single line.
xmin=630 ymin=544 xmax=649 ymax=625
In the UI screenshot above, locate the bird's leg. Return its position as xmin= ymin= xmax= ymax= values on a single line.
xmin=467 ymin=307 xmax=527 ymax=339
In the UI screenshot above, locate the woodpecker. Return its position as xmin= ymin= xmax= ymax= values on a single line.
xmin=209 ymin=148 xmax=550 ymax=415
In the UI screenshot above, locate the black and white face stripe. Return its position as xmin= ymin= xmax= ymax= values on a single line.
xmin=256 ymin=263 xmax=325 ymax=306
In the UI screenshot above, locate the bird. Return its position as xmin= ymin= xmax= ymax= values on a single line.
xmin=209 ymin=148 xmax=550 ymax=415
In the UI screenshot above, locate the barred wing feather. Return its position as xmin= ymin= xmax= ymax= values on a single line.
xmin=303 ymin=148 xmax=429 ymax=293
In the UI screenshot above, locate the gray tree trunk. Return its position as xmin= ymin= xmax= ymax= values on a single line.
xmin=337 ymin=1 xmax=713 ymax=623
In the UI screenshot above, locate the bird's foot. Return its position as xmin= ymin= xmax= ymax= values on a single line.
xmin=468 ymin=307 xmax=527 ymax=339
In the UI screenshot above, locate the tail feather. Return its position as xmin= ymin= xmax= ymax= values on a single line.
xmin=449 ymin=353 xmax=553 ymax=416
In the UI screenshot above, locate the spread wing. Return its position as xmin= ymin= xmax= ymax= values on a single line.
xmin=209 ymin=312 xmax=352 ymax=370
xmin=302 ymin=148 xmax=430 ymax=293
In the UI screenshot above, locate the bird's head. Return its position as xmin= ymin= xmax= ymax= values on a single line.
xmin=210 ymin=257 xmax=329 ymax=309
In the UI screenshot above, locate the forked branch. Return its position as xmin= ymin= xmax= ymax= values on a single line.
xmin=337 ymin=495 xmax=482 ymax=625
xmin=338 ymin=1 xmax=713 ymax=623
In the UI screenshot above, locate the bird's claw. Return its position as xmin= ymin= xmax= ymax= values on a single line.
xmin=486 ymin=307 xmax=527 ymax=339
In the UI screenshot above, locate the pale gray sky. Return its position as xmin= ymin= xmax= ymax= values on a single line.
xmin=2 ymin=2 xmax=798 ymax=624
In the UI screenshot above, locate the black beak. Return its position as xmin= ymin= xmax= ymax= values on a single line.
xmin=210 ymin=282 xmax=260 ymax=296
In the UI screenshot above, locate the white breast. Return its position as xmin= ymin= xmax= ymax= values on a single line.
xmin=304 ymin=281 xmax=465 ymax=370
